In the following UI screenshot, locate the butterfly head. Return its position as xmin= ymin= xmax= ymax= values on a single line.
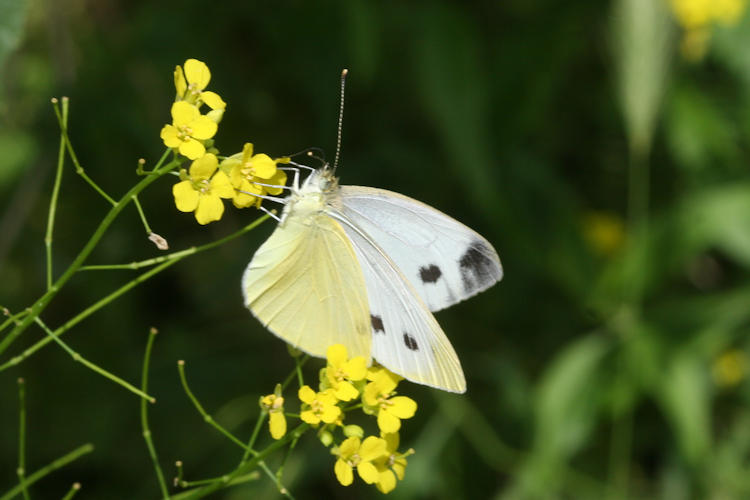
xmin=299 ymin=165 xmax=339 ymax=195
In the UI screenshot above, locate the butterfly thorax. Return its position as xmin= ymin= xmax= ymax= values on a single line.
xmin=280 ymin=168 xmax=340 ymax=226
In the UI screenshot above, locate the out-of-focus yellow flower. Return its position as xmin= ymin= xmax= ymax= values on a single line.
xmin=172 ymin=153 xmax=233 ymax=225
xmin=373 ymin=433 xmax=412 ymax=494
xmin=160 ymin=101 xmax=218 ymax=160
xmin=260 ymin=393 xmax=286 ymax=440
xmin=713 ymin=349 xmax=747 ymax=387
xmin=362 ymin=369 xmax=417 ymax=433
xmin=669 ymin=0 xmax=748 ymax=60
xmin=333 ymin=436 xmax=387 ymax=486
xmin=298 ymin=386 xmax=341 ymax=425
xmin=223 ymin=143 xmax=289 ymax=208
xmin=582 ymin=212 xmax=625 ymax=257
xmin=323 ymin=344 xmax=367 ymax=402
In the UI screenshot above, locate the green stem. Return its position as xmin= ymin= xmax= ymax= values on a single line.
xmin=132 ymin=194 xmax=153 ymax=234
xmin=141 ymin=328 xmax=169 ymax=498
xmin=46 ymin=98 xmax=68 ymax=291
xmin=17 ymin=378 xmax=29 ymax=500
xmin=1 ymin=308 xmax=28 ymax=335
xmin=60 ymin=483 xmax=81 ymax=500
xmin=0 ymin=444 xmax=94 ymax=500
xmin=52 ymin=97 xmax=116 ymax=206
xmin=0 ymin=150 xmax=177 ymax=358
xmin=33 ymin=316 xmax=154 ymax=402
xmin=281 ymin=355 xmax=309 ymax=391
xmin=173 ymin=472 xmax=260 ymax=494
xmin=171 ymin=424 xmax=308 ymax=500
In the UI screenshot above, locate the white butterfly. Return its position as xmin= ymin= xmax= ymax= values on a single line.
xmin=242 ymin=164 xmax=502 ymax=393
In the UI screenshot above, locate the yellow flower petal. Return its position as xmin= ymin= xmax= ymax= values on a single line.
xmin=358 ymin=462 xmax=380 ymax=484
xmin=173 ymin=181 xmax=199 ymax=212
xmin=200 ymin=91 xmax=226 ymax=110
xmin=378 ymin=410 xmax=401 ymax=433
xmin=389 ymin=396 xmax=417 ymax=419
xmin=265 ymin=169 xmax=288 ymax=195
xmin=334 ymin=459 xmax=353 ymax=486
xmin=327 ymin=344 xmax=348 ymax=368
xmin=189 ymin=115 xmax=218 ymax=140
xmin=392 ymin=458 xmax=407 ymax=480
xmin=321 ymin=405 xmax=342 ymax=424
xmin=344 ymin=357 xmax=367 ymax=381
xmin=377 ymin=469 xmax=397 ymax=493
xmin=382 ymin=432 xmax=400 ymax=452
xmin=178 ymin=138 xmax=206 ymax=160
xmin=269 ymin=412 xmax=286 ymax=440
xmin=339 ymin=437 xmax=360 ymax=456
xmin=210 ymin=170 xmax=235 ymax=199
xmin=251 ymin=154 xmax=277 ymax=178
xmin=241 ymin=143 xmax=254 ymax=162
xmin=160 ymin=124 xmax=181 ymax=148
xmin=184 ymin=58 xmax=211 ymax=90
xmin=300 ymin=409 xmax=319 ymax=425
xmin=189 ymin=153 xmax=218 ymax=180
xmin=363 ymin=383 xmax=380 ymax=407
xmin=334 ymin=381 xmax=359 ymax=402
xmin=174 ymin=65 xmax=187 ymax=97
xmin=195 ymin=194 xmax=224 ymax=225
xmin=171 ymin=101 xmax=200 ymax=126
xmin=298 ymin=385 xmax=315 ymax=404
xmin=359 ymin=436 xmax=387 ymax=462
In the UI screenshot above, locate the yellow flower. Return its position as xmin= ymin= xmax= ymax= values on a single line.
xmin=363 ymin=369 xmax=417 ymax=433
xmin=669 ymin=0 xmax=749 ymax=60
xmin=713 ymin=349 xmax=747 ymax=387
xmin=374 ymin=433 xmax=412 ymax=494
xmin=223 ymin=143 xmax=288 ymax=208
xmin=172 ymin=153 xmax=234 ymax=224
xmin=260 ymin=393 xmax=286 ymax=440
xmin=174 ymin=58 xmax=226 ymax=112
xmin=582 ymin=212 xmax=625 ymax=257
xmin=323 ymin=344 xmax=367 ymax=402
xmin=160 ymin=101 xmax=218 ymax=159
xmin=334 ymin=436 xmax=387 ymax=486
xmin=298 ymin=386 xmax=341 ymax=425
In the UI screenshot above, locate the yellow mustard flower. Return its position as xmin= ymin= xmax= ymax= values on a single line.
xmin=172 ymin=153 xmax=234 ymax=225
xmin=713 ymin=349 xmax=747 ymax=387
xmin=669 ymin=0 xmax=749 ymax=60
xmin=260 ymin=393 xmax=286 ymax=440
xmin=363 ymin=369 xmax=417 ymax=433
xmin=334 ymin=436 xmax=387 ymax=486
xmin=298 ymin=386 xmax=341 ymax=425
xmin=174 ymin=58 xmax=226 ymax=112
xmin=223 ymin=143 xmax=289 ymax=208
xmin=374 ymin=433 xmax=412 ymax=494
xmin=161 ymin=101 xmax=218 ymax=160
xmin=323 ymin=344 xmax=367 ymax=402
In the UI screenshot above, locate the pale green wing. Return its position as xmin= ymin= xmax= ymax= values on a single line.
xmin=242 ymin=212 xmax=371 ymax=360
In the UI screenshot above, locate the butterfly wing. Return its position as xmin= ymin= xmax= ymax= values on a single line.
xmin=242 ymin=211 xmax=372 ymax=359
xmin=337 ymin=186 xmax=503 ymax=312
xmin=328 ymin=209 xmax=466 ymax=393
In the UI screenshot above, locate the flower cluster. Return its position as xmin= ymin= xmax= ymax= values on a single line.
xmin=669 ymin=0 xmax=748 ymax=60
xmin=161 ymin=59 xmax=289 ymax=224
xmin=259 ymin=345 xmax=416 ymax=494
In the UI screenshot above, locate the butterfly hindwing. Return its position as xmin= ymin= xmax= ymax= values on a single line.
xmin=337 ymin=186 xmax=503 ymax=312
xmin=242 ymin=211 xmax=372 ymax=359
xmin=328 ymin=209 xmax=466 ymax=393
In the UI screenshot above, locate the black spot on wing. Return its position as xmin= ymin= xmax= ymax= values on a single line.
xmin=459 ymin=240 xmax=497 ymax=293
xmin=419 ymin=264 xmax=442 ymax=284
xmin=403 ymin=333 xmax=419 ymax=351
xmin=371 ymin=314 xmax=385 ymax=334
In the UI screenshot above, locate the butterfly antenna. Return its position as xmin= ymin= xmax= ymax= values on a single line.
xmin=332 ymin=68 xmax=348 ymax=174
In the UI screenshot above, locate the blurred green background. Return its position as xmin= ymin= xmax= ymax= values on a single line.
xmin=3 ymin=0 xmax=750 ymax=498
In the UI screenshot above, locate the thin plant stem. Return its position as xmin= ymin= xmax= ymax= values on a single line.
xmin=132 ymin=194 xmax=153 ymax=234
xmin=17 ymin=378 xmax=29 ymax=500
xmin=177 ymin=361 xmax=288 ymax=493
xmin=295 ymin=356 xmax=304 ymax=388
xmin=0 ymin=444 xmax=94 ymax=500
xmin=51 ymin=97 xmax=116 ymax=206
xmin=141 ymin=328 xmax=169 ymax=498
xmin=1 ymin=308 xmax=29 ymax=335
xmin=60 ymin=483 xmax=81 ymax=500
xmin=627 ymin=143 xmax=650 ymax=238
xmin=174 ymin=472 xmax=260 ymax=493
xmin=172 ymin=424 xmax=308 ymax=500
xmin=242 ymin=411 xmax=267 ymax=463
xmin=46 ymin=97 xmax=68 ymax=291
xmin=0 ymin=149 xmax=177 ymax=358
xmin=32 ymin=316 xmax=155 ymax=402
xmin=281 ymin=355 xmax=309 ymax=391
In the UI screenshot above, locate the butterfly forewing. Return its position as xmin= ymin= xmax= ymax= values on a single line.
xmin=242 ymin=210 xmax=372 ymax=359
xmin=328 ymin=208 xmax=467 ymax=393
xmin=337 ymin=186 xmax=503 ymax=313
